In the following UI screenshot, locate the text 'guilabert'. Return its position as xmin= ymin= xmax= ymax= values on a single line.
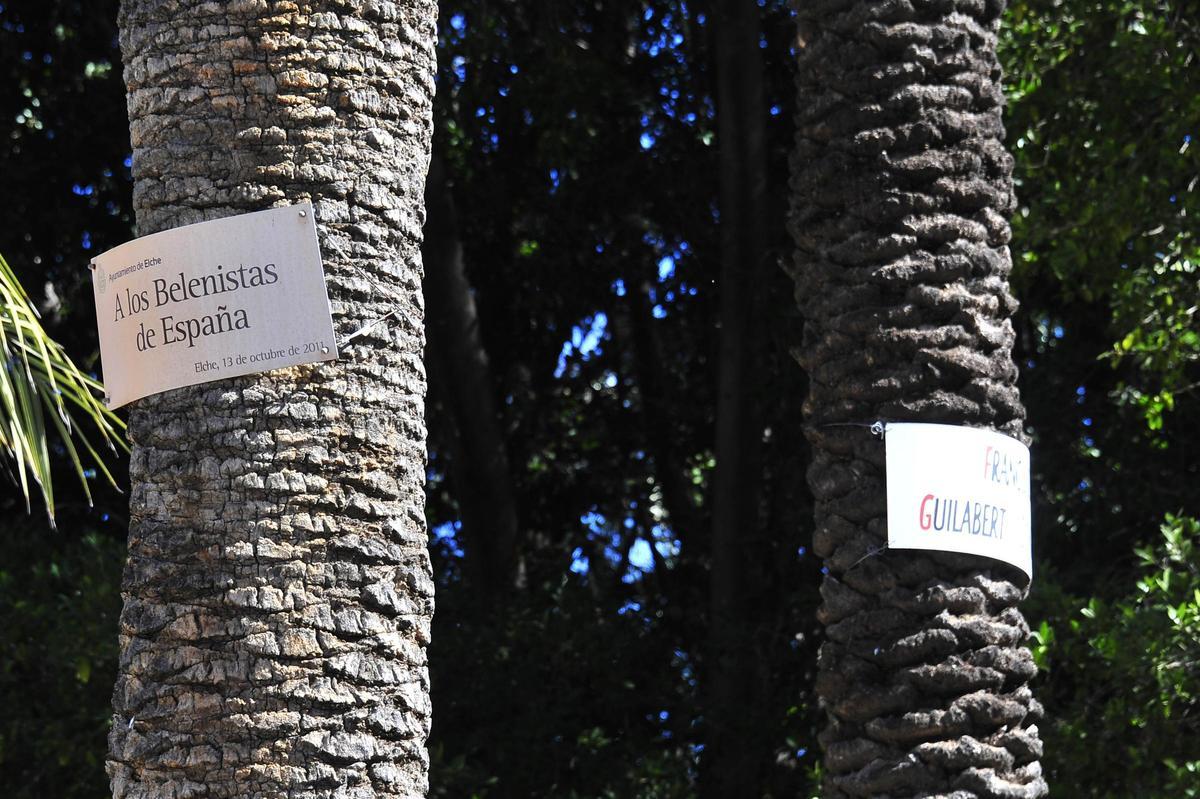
xmin=885 ymin=422 xmax=1032 ymax=582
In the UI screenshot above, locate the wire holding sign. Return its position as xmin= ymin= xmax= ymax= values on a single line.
xmin=90 ymin=202 xmax=338 ymax=408
xmin=884 ymin=423 xmax=1033 ymax=582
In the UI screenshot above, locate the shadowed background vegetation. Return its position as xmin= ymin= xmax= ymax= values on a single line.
xmin=0 ymin=0 xmax=1196 ymax=796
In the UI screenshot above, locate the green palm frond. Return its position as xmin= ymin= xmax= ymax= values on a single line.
xmin=0 ymin=253 xmax=127 ymax=526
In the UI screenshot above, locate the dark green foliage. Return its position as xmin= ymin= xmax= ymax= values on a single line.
xmin=0 ymin=0 xmax=133 ymax=524
xmin=428 ymin=581 xmax=694 ymax=798
xmin=1029 ymin=515 xmax=1200 ymax=798
xmin=0 ymin=0 xmax=133 ymax=332
xmin=0 ymin=4 xmax=130 ymax=791
xmin=1003 ymin=0 xmax=1200 ymax=590
xmin=1001 ymin=1 xmax=1200 ymax=791
xmin=1004 ymin=1 xmax=1198 ymax=300
xmin=0 ymin=526 xmax=124 ymax=798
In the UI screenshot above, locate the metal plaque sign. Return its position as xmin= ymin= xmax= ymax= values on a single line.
xmin=91 ymin=202 xmax=337 ymax=408
xmin=885 ymin=423 xmax=1032 ymax=580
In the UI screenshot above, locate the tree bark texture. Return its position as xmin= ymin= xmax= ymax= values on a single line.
xmin=788 ymin=1 xmax=1048 ymax=797
xmin=107 ymin=2 xmax=437 ymax=797
xmin=705 ymin=0 xmax=770 ymax=793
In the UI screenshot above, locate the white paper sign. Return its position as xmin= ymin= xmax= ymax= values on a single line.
xmin=91 ymin=202 xmax=337 ymax=408
xmin=885 ymin=423 xmax=1032 ymax=580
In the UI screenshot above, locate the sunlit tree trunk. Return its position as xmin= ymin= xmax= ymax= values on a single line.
xmin=106 ymin=2 xmax=437 ymax=797
xmin=788 ymin=1 xmax=1048 ymax=796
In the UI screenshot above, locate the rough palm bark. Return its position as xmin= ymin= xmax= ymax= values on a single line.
xmin=787 ymin=1 xmax=1048 ymax=797
xmin=106 ymin=2 xmax=437 ymax=797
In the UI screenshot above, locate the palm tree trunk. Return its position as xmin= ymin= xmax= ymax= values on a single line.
xmin=106 ymin=2 xmax=437 ymax=797
xmin=788 ymin=1 xmax=1048 ymax=796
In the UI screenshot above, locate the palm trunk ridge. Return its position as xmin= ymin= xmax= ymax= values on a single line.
xmin=788 ymin=1 xmax=1048 ymax=796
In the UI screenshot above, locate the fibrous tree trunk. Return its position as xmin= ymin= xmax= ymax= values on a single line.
xmin=788 ymin=1 xmax=1048 ymax=797
xmin=107 ymin=2 xmax=437 ymax=797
